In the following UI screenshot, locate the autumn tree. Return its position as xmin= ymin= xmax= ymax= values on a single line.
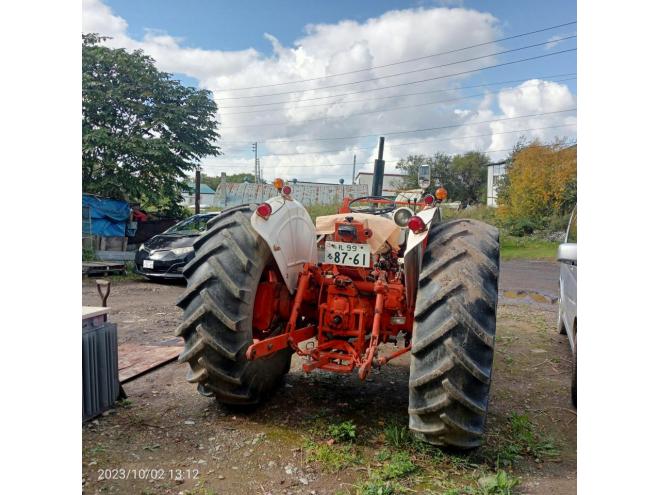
xmin=82 ymin=34 xmax=220 ymax=215
xmin=497 ymin=140 xmax=577 ymax=223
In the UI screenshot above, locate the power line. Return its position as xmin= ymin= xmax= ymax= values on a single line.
xmin=220 ymin=81 xmax=576 ymax=129
xmin=224 ymin=108 xmax=576 ymax=145
xmin=219 ymin=72 xmax=576 ymax=110
xmin=221 ymin=73 xmax=577 ymax=116
xmin=202 ymin=141 xmax=577 ymax=176
xmin=214 ymin=21 xmax=577 ymax=91
xmin=268 ymin=143 xmax=577 ymax=171
xmin=256 ymin=123 xmax=576 ymax=157
xmin=212 ymin=49 xmax=576 ymax=110
xmin=215 ymin=39 xmax=576 ymax=100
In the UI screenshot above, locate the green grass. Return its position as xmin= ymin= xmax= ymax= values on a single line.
xmin=328 ymin=420 xmax=357 ymax=443
xmin=356 ymin=478 xmax=404 ymax=495
xmin=305 ymin=441 xmax=361 ymax=473
xmin=484 ymin=413 xmax=559 ymax=467
xmin=383 ymin=424 xmax=412 ymax=449
xmin=500 ymin=235 xmax=556 ymax=261
xmin=475 ymin=471 xmax=520 ymax=495
xmin=380 ymin=451 xmax=417 ymax=480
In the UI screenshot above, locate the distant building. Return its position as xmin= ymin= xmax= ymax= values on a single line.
xmin=487 ymin=161 xmax=508 ymax=207
xmin=355 ymin=172 xmax=406 ymax=198
xmin=181 ymin=183 xmax=216 ymax=207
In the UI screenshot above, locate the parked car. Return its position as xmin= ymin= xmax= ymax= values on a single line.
xmin=557 ymin=207 xmax=577 ymax=407
xmin=134 ymin=212 xmax=218 ymax=280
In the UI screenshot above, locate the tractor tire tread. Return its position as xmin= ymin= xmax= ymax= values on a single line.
xmin=176 ymin=204 xmax=292 ymax=406
xmin=409 ymin=218 xmax=499 ymax=449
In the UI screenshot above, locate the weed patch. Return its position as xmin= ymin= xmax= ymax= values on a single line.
xmin=328 ymin=420 xmax=357 ymax=443
xmin=304 ymin=441 xmax=361 ymax=473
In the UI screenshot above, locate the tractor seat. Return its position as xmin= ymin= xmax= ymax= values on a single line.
xmin=315 ymin=213 xmax=402 ymax=253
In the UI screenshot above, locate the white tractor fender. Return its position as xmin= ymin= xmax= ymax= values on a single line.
xmin=402 ymin=206 xmax=442 ymax=309
xmin=250 ymin=196 xmax=318 ymax=294
xmin=403 ymin=207 xmax=441 ymax=257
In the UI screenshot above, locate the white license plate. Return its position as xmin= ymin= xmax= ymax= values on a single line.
xmin=325 ymin=242 xmax=370 ymax=267
xmin=143 ymin=260 xmax=154 ymax=269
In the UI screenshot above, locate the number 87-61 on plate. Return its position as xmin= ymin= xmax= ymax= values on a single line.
xmin=325 ymin=241 xmax=371 ymax=268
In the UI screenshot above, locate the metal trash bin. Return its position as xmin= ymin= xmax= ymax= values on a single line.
xmin=82 ymin=307 xmax=120 ymax=421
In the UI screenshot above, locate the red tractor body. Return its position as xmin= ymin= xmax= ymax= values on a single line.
xmin=247 ymin=215 xmax=413 ymax=379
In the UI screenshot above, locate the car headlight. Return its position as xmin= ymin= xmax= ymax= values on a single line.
xmin=170 ymin=247 xmax=194 ymax=256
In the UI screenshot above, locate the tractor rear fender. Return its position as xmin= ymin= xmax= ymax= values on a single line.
xmin=402 ymin=207 xmax=441 ymax=309
xmin=250 ymin=197 xmax=318 ymax=294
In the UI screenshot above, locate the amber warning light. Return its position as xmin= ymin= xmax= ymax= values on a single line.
xmin=435 ymin=187 xmax=448 ymax=201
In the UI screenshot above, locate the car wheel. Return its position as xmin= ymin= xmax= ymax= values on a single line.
xmin=571 ymin=333 xmax=577 ymax=408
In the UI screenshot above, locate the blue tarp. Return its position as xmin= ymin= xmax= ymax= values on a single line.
xmin=82 ymin=194 xmax=131 ymax=237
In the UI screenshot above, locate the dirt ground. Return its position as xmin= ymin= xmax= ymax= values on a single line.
xmin=82 ymin=261 xmax=575 ymax=495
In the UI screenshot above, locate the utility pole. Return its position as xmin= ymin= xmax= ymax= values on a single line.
xmin=194 ymin=167 xmax=201 ymax=214
xmin=371 ymin=136 xmax=385 ymax=196
xmin=352 ymin=154 xmax=356 ymax=185
xmin=252 ymin=142 xmax=258 ymax=184
xmin=256 ymin=157 xmax=261 ymax=184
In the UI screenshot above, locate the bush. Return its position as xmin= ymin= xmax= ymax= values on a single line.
xmin=506 ymin=218 xmax=537 ymax=237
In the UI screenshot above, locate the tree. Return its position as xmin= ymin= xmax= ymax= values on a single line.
xmin=394 ymin=153 xmax=453 ymax=190
xmin=82 ymin=34 xmax=220 ymax=215
xmin=200 ymin=173 xmax=256 ymax=191
xmin=497 ymin=140 xmax=577 ymax=223
xmin=394 ymin=151 xmax=488 ymax=204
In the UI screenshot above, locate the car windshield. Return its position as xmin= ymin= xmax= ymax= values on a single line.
xmin=164 ymin=215 xmax=215 ymax=235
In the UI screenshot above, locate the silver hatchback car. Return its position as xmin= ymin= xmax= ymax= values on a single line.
xmin=557 ymin=207 xmax=577 ymax=407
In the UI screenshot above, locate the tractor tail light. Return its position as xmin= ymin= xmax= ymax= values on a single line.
xmin=256 ymin=202 xmax=272 ymax=219
xmin=282 ymin=185 xmax=292 ymax=195
xmin=423 ymin=194 xmax=434 ymax=205
xmin=408 ymin=215 xmax=426 ymax=234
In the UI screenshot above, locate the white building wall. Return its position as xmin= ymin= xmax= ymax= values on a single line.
xmin=487 ymin=163 xmax=507 ymax=207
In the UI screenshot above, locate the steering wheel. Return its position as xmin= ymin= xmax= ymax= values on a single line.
xmin=348 ymin=196 xmax=396 ymax=215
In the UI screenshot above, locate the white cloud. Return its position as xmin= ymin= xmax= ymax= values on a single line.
xmin=83 ymin=0 xmax=576 ymax=182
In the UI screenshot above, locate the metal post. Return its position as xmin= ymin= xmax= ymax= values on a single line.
xmin=220 ymin=171 xmax=227 ymax=206
xmin=371 ymin=137 xmax=385 ymax=196
xmin=252 ymin=142 xmax=258 ymax=183
xmin=194 ymin=168 xmax=201 ymax=214
xmin=352 ymin=154 xmax=356 ymax=185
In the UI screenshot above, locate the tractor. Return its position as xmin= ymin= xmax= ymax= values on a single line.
xmin=176 ymin=176 xmax=499 ymax=448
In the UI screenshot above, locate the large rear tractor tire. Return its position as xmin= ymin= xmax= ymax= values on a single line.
xmin=408 ymin=219 xmax=499 ymax=449
xmin=175 ymin=204 xmax=292 ymax=406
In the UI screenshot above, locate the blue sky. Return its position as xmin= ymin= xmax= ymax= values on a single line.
xmin=84 ymin=0 xmax=577 ymax=182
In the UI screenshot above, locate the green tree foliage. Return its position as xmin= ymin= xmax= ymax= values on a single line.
xmin=449 ymin=151 xmax=490 ymax=205
xmin=82 ymin=34 xmax=220 ymax=215
xmin=394 ymin=151 xmax=489 ymax=204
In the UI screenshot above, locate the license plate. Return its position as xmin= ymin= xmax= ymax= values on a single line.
xmin=143 ymin=260 xmax=154 ymax=269
xmin=325 ymin=242 xmax=370 ymax=267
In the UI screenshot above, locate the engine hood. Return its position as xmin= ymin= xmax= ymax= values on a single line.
xmin=143 ymin=234 xmax=197 ymax=252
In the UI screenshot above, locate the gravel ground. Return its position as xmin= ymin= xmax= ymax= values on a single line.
xmin=82 ymin=260 xmax=575 ymax=495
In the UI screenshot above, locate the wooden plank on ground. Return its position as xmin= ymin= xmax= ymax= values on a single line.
xmin=118 ymin=341 xmax=183 ymax=383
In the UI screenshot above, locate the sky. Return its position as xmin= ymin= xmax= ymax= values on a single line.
xmin=82 ymin=0 xmax=577 ymax=183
